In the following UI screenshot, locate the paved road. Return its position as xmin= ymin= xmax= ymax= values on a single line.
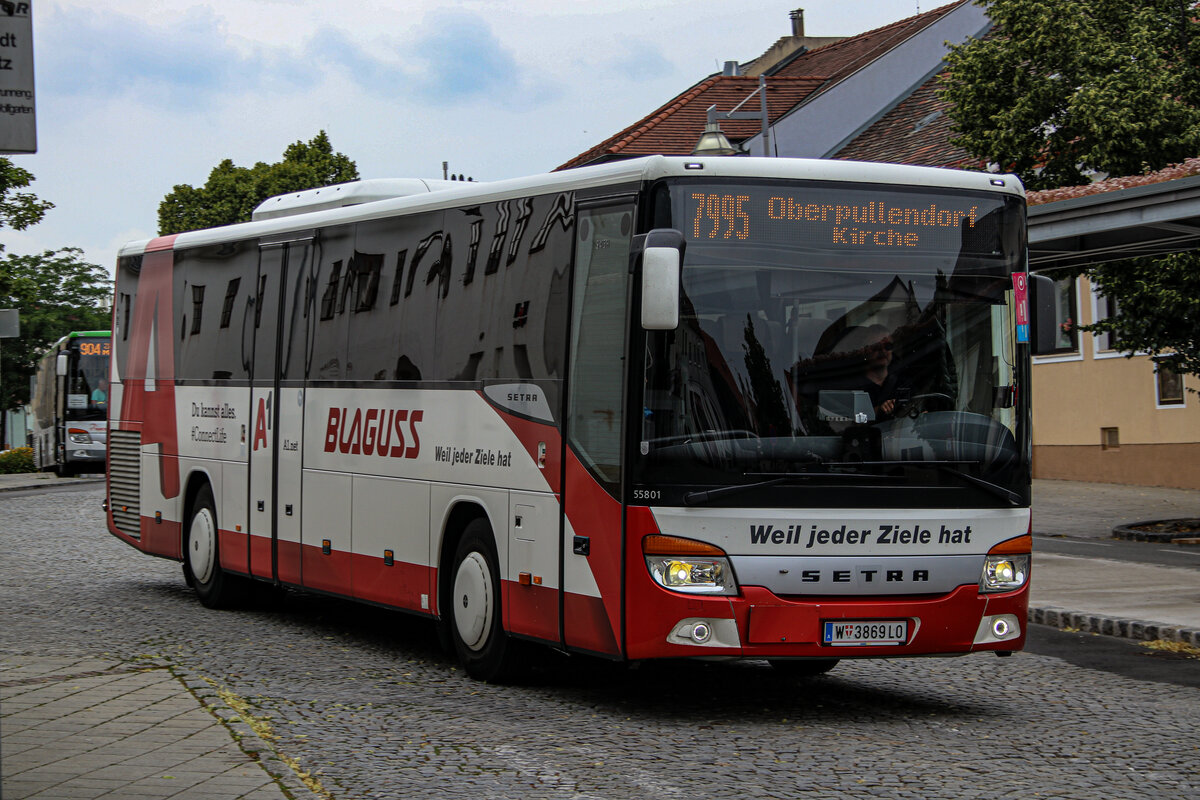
xmin=3 ymin=486 xmax=1200 ymax=799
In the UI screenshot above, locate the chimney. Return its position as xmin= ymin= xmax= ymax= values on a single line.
xmin=722 ymin=60 xmax=740 ymax=76
xmin=790 ymin=8 xmax=804 ymax=37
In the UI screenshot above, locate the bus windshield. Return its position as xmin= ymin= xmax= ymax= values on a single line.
xmin=637 ymin=181 xmax=1027 ymax=505
xmin=68 ymin=337 xmax=111 ymax=420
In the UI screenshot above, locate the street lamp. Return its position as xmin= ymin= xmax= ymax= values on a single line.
xmin=691 ymin=75 xmax=771 ymax=157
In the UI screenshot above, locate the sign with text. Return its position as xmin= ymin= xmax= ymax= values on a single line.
xmin=0 ymin=1 xmax=35 ymax=154
xmin=1012 ymin=272 xmax=1030 ymax=343
xmin=681 ymin=182 xmax=1014 ymax=260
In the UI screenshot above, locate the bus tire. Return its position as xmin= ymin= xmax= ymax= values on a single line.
xmin=448 ymin=519 xmax=519 ymax=682
xmin=184 ymin=484 xmax=245 ymax=609
xmin=768 ymin=658 xmax=839 ymax=677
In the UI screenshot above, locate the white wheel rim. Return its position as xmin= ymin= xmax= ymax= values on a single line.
xmin=453 ymin=551 xmax=493 ymax=652
xmin=188 ymin=508 xmax=217 ymax=585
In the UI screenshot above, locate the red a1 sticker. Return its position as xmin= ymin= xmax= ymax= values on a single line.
xmin=1012 ymin=272 xmax=1030 ymax=343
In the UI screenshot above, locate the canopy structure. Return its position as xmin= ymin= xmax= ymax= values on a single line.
xmin=1028 ymin=172 xmax=1200 ymax=272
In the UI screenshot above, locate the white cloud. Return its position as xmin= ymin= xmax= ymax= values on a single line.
xmin=12 ymin=0 xmax=932 ymax=273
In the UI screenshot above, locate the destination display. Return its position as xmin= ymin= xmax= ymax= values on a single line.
xmin=78 ymin=341 xmax=111 ymax=357
xmin=682 ymin=184 xmax=1010 ymax=257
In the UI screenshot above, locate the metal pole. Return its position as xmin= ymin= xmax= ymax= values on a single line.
xmin=759 ymin=76 xmax=770 ymax=157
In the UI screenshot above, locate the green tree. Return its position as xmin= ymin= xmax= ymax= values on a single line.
xmin=941 ymin=0 xmax=1200 ymax=377
xmin=158 ymin=131 xmax=359 ymax=235
xmin=1084 ymin=253 xmax=1200 ymax=380
xmin=0 ymin=157 xmax=54 ymax=231
xmin=941 ymin=0 xmax=1200 ymax=191
xmin=0 ymin=247 xmax=112 ymax=411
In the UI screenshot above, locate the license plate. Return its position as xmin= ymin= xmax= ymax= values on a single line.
xmin=822 ymin=620 xmax=909 ymax=646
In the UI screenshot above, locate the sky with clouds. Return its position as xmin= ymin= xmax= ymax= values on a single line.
xmin=7 ymin=0 xmax=934 ymax=273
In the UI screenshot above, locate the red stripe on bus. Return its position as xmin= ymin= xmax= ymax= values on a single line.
xmin=301 ymin=542 xmax=354 ymax=596
xmin=137 ymin=516 xmax=182 ymax=560
xmin=352 ymin=552 xmax=433 ymax=611
xmin=481 ymin=398 xmax=563 ymax=495
xmin=504 ymin=581 xmax=560 ymax=643
xmin=219 ymin=529 xmax=249 ymax=573
xmin=249 ymin=534 xmax=273 ymax=580
xmin=277 ymin=539 xmax=302 ymax=585
xmin=562 ymin=450 xmax=624 ymax=656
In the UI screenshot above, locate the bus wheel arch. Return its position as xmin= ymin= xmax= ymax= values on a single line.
xmin=438 ymin=506 xmax=519 ymax=681
xmin=181 ymin=473 xmax=244 ymax=608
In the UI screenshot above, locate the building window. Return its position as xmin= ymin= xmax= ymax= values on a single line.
xmin=1092 ymin=292 xmax=1120 ymax=352
xmin=1100 ymin=427 xmax=1120 ymax=450
xmin=1050 ymin=275 xmax=1078 ymax=354
xmin=1155 ymin=363 xmax=1185 ymax=407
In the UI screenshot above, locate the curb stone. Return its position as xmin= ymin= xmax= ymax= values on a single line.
xmin=174 ymin=666 xmax=326 ymax=800
xmin=1112 ymin=518 xmax=1200 ymax=543
xmin=1029 ymin=605 xmax=1200 ymax=647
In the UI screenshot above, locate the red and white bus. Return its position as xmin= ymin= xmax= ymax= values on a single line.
xmin=107 ymin=156 xmax=1048 ymax=680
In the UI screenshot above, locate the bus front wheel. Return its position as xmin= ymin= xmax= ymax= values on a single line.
xmin=184 ymin=485 xmax=245 ymax=609
xmin=448 ymin=519 xmax=519 ymax=682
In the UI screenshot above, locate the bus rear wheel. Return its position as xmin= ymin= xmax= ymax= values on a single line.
xmin=448 ymin=519 xmax=520 ymax=682
xmin=184 ymin=485 xmax=245 ymax=609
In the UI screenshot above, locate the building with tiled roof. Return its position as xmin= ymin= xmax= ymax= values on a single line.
xmin=767 ymin=2 xmax=961 ymax=84
xmin=832 ymin=70 xmax=976 ymax=168
xmin=557 ymin=75 xmax=827 ymax=170
xmin=559 ymin=1 xmax=987 ymax=169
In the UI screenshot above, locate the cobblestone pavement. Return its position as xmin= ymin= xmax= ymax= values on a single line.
xmin=3 ymin=487 xmax=1199 ymax=800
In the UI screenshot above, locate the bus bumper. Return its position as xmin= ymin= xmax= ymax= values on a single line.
xmin=624 ymin=582 xmax=1028 ymax=661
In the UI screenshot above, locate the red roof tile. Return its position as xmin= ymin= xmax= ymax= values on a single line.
xmin=556 ymin=75 xmax=826 ymax=170
xmin=771 ymin=1 xmax=965 ymax=87
xmin=1027 ymin=158 xmax=1200 ymax=206
xmin=832 ymin=69 xmax=979 ymax=168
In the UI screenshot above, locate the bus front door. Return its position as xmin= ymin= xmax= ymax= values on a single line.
xmin=561 ymin=202 xmax=634 ymax=658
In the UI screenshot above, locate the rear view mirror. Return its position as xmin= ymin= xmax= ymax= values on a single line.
xmin=1028 ymin=274 xmax=1059 ymax=356
xmin=639 ymin=229 xmax=684 ymax=330
xmin=55 ymin=352 xmax=69 ymax=377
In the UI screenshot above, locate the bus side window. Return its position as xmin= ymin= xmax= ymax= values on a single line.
xmin=175 ymin=244 xmax=254 ymax=382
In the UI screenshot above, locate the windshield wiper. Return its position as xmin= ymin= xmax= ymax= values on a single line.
xmin=683 ymin=476 xmax=790 ymax=506
xmin=933 ymin=464 xmax=1023 ymax=506
xmin=681 ymin=470 xmax=881 ymax=506
xmin=824 ymin=460 xmax=1023 ymax=506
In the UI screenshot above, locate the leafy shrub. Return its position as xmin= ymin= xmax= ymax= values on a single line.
xmin=0 ymin=446 xmax=35 ymax=474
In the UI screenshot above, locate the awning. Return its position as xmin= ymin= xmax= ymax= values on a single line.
xmin=1027 ymin=174 xmax=1200 ymax=272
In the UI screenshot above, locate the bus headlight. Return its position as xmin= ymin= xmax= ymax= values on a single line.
xmin=980 ymin=554 xmax=1029 ymax=593
xmin=68 ymin=428 xmax=92 ymax=444
xmin=643 ymin=534 xmax=737 ymax=596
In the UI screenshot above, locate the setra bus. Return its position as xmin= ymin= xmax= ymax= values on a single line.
xmin=31 ymin=331 xmax=111 ymax=475
xmin=106 ymin=156 xmax=1055 ymax=680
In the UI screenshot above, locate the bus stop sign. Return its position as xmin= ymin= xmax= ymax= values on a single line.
xmin=0 ymin=2 xmax=35 ymax=154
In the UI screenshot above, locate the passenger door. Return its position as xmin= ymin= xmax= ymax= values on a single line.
xmin=561 ymin=202 xmax=635 ymax=656
xmin=248 ymin=235 xmax=312 ymax=583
